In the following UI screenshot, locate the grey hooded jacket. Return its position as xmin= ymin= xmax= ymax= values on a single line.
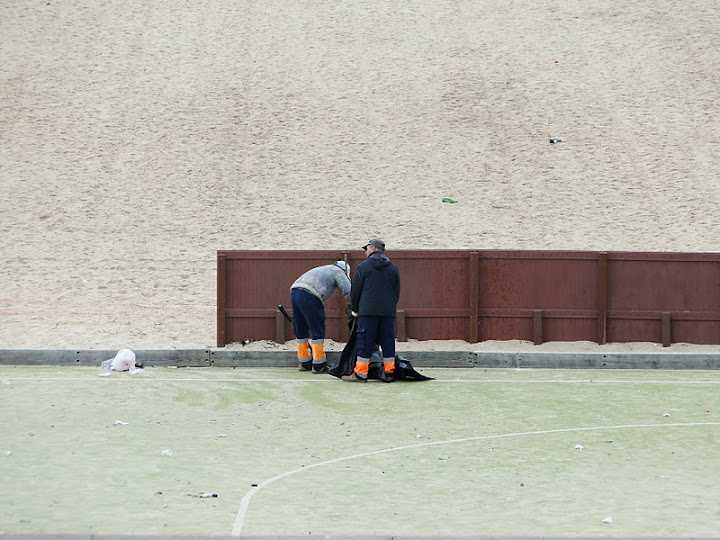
xmin=291 ymin=263 xmax=351 ymax=304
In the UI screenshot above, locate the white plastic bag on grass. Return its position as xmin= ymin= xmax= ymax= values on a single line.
xmin=108 ymin=349 xmax=136 ymax=371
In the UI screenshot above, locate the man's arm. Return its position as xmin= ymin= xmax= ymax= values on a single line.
xmin=350 ymin=268 xmax=364 ymax=313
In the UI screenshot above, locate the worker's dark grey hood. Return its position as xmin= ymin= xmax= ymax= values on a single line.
xmin=367 ymin=251 xmax=392 ymax=270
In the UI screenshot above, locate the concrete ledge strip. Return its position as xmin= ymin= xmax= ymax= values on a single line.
xmin=0 ymin=534 xmax=712 ymax=540
xmin=474 ymin=351 xmax=720 ymax=370
xmin=0 ymin=349 xmax=719 ymax=369
xmin=0 ymin=349 xmax=209 ymax=367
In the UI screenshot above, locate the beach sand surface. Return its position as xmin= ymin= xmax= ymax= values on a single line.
xmin=1 ymin=0 xmax=718 ymax=352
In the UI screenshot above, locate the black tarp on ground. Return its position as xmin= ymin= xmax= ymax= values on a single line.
xmin=328 ymin=318 xmax=433 ymax=381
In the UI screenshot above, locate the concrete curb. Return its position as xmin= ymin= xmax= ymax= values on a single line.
xmin=1 ymin=349 xmax=719 ymax=369
xmin=473 ymin=351 xmax=720 ymax=370
xmin=0 ymin=536 xmax=713 ymax=540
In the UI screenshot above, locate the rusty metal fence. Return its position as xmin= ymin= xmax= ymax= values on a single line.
xmin=217 ymin=250 xmax=720 ymax=347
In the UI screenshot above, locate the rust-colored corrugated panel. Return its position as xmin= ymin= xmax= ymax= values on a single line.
xmin=542 ymin=317 xmax=598 ymax=343
xmin=392 ymin=250 xmax=473 ymax=340
xmin=478 ymin=251 xmax=598 ymax=309
xmin=608 ymin=252 xmax=720 ymax=311
xmin=479 ymin=316 xmax=533 ymax=343
xmin=218 ymin=250 xmax=720 ymax=346
xmin=606 ymin=252 xmax=720 ymax=345
xmin=607 ymin=317 xmax=662 ymax=344
xmin=476 ymin=251 xmax=602 ymax=343
xmin=393 ymin=250 xmax=471 ymax=309
xmin=218 ymin=250 xmax=356 ymax=344
xmin=670 ymin=318 xmax=717 ymax=345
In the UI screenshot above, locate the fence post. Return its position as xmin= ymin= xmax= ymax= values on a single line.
xmin=340 ymin=251 xmax=351 ymax=343
xmin=469 ymin=251 xmax=480 ymax=343
xmin=276 ymin=311 xmax=286 ymax=344
xmin=396 ymin=310 xmax=407 ymax=342
xmin=662 ymin=312 xmax=672 ymax=347
xmin=597 ymin=252 xmax=608 ymax=344
xmin=217 ymin=252 xmax=227 ymax=348
xmin=533 ymin=310 xmax=543 ymax=345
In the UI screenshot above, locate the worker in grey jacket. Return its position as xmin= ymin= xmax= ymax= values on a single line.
xmin=290 ymin=261 xmax=351 ymax=373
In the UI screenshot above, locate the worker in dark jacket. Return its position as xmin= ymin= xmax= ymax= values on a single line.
xmin=343 ymin=238 xmax=400 ymax=383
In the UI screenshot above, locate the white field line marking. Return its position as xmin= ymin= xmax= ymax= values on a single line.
xmin=433 ymin=379 xmax=720 ymax=384
xmin=230 ymin=421 xmax=720 ymax=536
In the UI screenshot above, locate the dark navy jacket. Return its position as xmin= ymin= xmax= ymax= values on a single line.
xmin=351 ymin=252 xmax=400 ymax=317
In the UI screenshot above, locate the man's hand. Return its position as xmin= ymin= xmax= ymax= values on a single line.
xmin=351 ymin=311 xmax=358 ymax=318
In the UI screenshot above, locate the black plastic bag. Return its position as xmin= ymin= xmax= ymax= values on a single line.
xmin=328 ymin=318 xmax=433 ymax=381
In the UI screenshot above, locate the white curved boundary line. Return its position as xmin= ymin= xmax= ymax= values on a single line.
xmin=231 ymin=421 xmax=720 ymax=536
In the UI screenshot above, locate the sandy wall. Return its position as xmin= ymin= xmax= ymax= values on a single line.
xmin=1 ymin=0 xmax=718 ymax=350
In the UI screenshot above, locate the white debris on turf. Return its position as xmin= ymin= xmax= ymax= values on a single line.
xmin=161 ymin=449 xmax=173 ymax=456
xmin=575 ymin=444 xmax=585 ymax=450
xmin=99 ymin=349 xmax=144 ymax=375
xmin=603 ymin=516 xmax=613 ymax=524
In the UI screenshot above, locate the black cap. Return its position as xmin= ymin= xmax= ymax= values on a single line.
xmin=362 ymin=238 xmax=385 ymax=250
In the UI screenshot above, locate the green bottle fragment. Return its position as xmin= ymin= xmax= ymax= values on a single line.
xmin=442 ymin=197 xmax=458 ymax=203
